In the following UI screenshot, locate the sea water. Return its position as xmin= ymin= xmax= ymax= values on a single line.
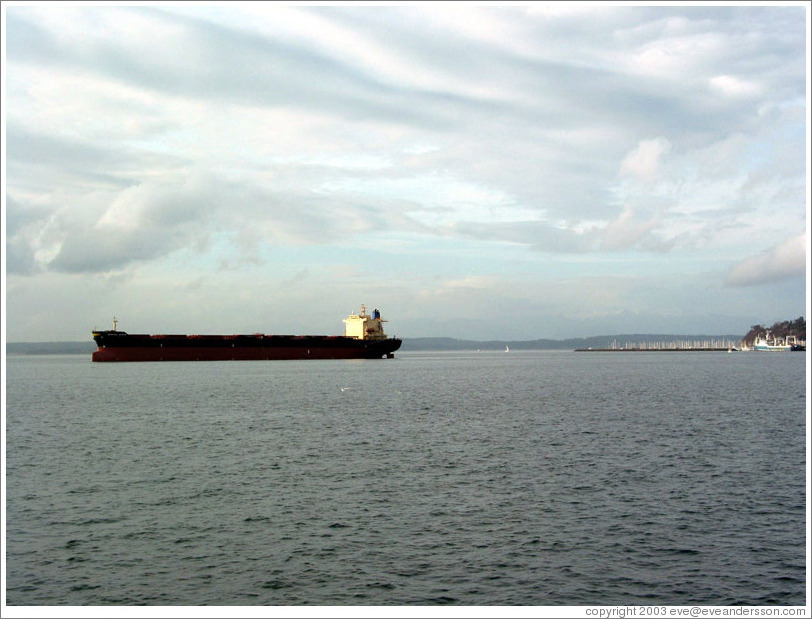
xmin=4 ymin=350 xmax=807 ymax=606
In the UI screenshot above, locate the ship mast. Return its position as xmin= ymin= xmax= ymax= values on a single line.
xmin=113 ymin=316 xmax=118 ymax=331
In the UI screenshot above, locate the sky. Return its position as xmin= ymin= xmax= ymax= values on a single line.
xmin=2 ymin=2 xmax=809 ymax=342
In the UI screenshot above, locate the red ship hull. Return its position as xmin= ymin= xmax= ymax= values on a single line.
xmin=91 ymin=332 xmax=402 ymax=362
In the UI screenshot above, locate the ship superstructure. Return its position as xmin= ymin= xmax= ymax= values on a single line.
xmin=343 ymin=305 xmax=389 ymax=340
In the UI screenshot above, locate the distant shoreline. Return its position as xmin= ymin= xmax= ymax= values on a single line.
xmin=6 ymin=334 xmax=747 ymax=356
xmin=6 ymin=342 xmax=97 ymax=355
xmin=575 ymin=347 xmax=737 ymax=352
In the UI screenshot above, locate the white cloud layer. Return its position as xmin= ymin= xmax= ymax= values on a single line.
xmin=3 ymin=4 xmax=808 ymax=340
xmin=726 ymin=234 xmax=807 ymax=287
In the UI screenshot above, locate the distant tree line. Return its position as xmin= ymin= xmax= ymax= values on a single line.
xmin=742 ymin=317 xmax=806 ymax=346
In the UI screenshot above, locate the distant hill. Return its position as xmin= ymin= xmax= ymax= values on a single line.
xmin=742 ymin=317 xmax=806 ymax=346
xmin=6 ymin=341 xmax=96 ymax=355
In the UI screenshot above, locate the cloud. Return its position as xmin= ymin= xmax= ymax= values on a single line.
xmin=600 ymin=205 xmax=664 ymax=251
xmin=41 ymin=171 xmax=403 ymax=274
xmin=5 ymin=170 xmax=217 ymax=274
xmin=619 ymin=137 xmax=671 ymax=181
xmin=3 ymin=5 xmax=808 ymax=340
xmin=709 ymin=74 xmax=763 ymax=98
xmin=5 ymin=6 xmax=473 ymax=133
xmin=726 ymin=234 xmax=807 ymax=287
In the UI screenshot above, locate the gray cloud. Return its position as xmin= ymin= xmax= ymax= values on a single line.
xmin=6 ymin=7 xmax=472 ymax=132
xmin=34 ymin=168 xmax=412 ymax=274
xmin=47 ymin=176 xmax=214 ymax=272
xmin=50 ymin=227 xmax=182 ymax=273
xmin=5 ymin=196 xmax=43 ymax=275
xmin=6 ymin=123 xmax=179 ymax=189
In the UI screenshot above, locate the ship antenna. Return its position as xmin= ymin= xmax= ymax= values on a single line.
xmin=113 ymin=316 xmax=118 ymax=331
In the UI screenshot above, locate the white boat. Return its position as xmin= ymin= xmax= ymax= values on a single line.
xmin=753 ymin=331 xmax=791 ymax=352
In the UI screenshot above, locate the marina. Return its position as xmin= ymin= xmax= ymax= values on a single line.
xmin=575 ymin=338 xmax=744 ymax=352
xmin=576 ymin=333 xmax=805 ymax=353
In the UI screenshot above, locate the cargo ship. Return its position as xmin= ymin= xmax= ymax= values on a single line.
xmin=92 ymin=305 xmax=401 ymax=362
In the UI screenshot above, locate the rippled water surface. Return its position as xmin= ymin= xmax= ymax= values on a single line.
xmin=5 ymin=350 xmax=807 ymax=606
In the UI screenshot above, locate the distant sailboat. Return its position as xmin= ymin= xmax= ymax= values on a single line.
xmin=505 ymin=345 xmax=510 ymax=353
